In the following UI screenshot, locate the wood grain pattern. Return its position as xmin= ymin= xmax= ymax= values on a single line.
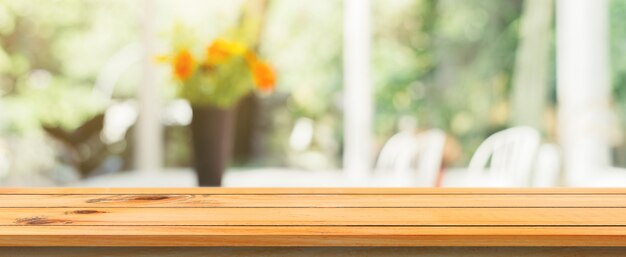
xmin=1 ymin=188 xmax=626 ymax=247
xmin=5 ymin=247 xmax=626 ymax=257
xmin=5 ymin=194 xmax=626 ymax=207
xmin=4 ymin=187 xmax=626 ymax=194
xmin=4 ymin=207 xmax=626 ymax=226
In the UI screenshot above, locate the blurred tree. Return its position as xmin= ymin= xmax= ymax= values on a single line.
xmin=373 ymin=0 xmax=524 ymax=165
xmin=260 ymin=0 xmax=344 ymax=167
xmin=0 ymin=0 xmax=581 ymax=175
xmin=510 ymin=0 xmax=553 ymax=134
xmin=609 ymin=0 xmax=626 ymax=167
xmin=0 ymin=0 xmax=138 ymax=133
xmin=0 ymin=0 xmax=139 ymax=179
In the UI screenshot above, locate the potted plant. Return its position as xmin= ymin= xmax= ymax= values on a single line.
xmin=160 ymin=31 xmax=276 ymax=186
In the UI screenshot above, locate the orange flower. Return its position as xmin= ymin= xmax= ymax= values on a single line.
xmin=172 ymin=49 xmax=195 ymax=81
xmin=206 ymin=39 xmax=246 ymax=65
xmin=250 ymin=60 xmax=276 ymax=92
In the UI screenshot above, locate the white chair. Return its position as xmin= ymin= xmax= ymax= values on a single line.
xmin=466 ymin=126 xmax=540 ymax=187
xmin=532 ymin=143 xmax=562 ymax=187
xmin=375 ymin=129 xmax=446 ymax=187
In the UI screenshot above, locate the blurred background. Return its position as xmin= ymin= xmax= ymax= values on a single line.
xmin=0 ymin=0 xmax=624 ymax=187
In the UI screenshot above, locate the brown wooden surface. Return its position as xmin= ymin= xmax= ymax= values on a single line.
xmin=1 ymin=188 xmax=626 ymax=246
xmin=3 ymin=247 xmax=626 ymax=257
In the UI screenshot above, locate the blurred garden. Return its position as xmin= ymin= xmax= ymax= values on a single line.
xmin=1 ymin=0 xmax=626 ymax=186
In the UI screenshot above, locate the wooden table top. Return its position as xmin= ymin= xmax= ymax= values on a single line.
xmin=1 ymin=188 xmax=626 ymax=247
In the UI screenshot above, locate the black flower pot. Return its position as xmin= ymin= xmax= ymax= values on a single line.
xmin=190 ymin=105 xmax=236 ymax=186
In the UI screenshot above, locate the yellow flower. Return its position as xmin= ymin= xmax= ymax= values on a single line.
xmin=154 ymin=55 xmax=170 ymax=63
xmin=206 ymin=39 xmax=247 ymax=65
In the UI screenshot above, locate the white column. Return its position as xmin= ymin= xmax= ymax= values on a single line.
xmin=556 ymin=0 xmax=612 ymax=185
xmin=136 ymin=0 xmax=162 ymax=173
xmin=343 ymin=0 xmax=373 ymax=178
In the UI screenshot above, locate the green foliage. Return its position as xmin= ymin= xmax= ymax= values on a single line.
xmin=165 ymin=23 xmax=265 ymax=108
xmin=263 ymin=0 xmax=343 ymax=118
xmin=609 ymin=0 xmax=626 ymax=167
xmin=0 ymin=0 xmax=138 ymax=133
xmin=6 ymin=0 xmax=609 ymax=169
xmin=179 ymin=57 xmax=255 ymax=108
xmin=611 ymin=0 xmax=626 ymax=111
xmin=1 ymin=80 xmax=106 ymax=134
xmin=373 ymin=0 xmax=523 ymax=164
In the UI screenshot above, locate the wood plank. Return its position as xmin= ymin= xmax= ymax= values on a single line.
xmin=3 ymin=187 xmax=626 ymax=195
xmin=2 ymin=207 xmax=626 ymax=226
xmin=3 ymin=188 xmax=626 ymax=247
xmin=2 ymin=226 xmax=626 ymax=246
xmin=4 ymin=194 xmax=626 ymax=207
xmin=4 ymin=247 xmax=626 ymax=257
